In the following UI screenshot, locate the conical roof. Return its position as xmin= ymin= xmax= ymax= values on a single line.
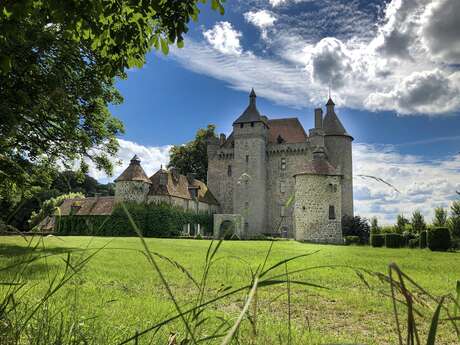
xmin=114 ymin=155 xmax=151 ymax=183
xmin=233 ymin=89 xmax=263 ymax=124
xmin=323 ymin=98 xmax=349 ymax=136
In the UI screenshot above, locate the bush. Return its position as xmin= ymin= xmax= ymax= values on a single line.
xmin=420 ymin=230 xmax=428 ymax=248
xmin=427 ymin=227 xmax=452 ymax=252
xmin=402 ymin=231 xmax=417 ymax=247
xmin=370 ymin=234 xmax=385 ymax=247
xmin=344 ymin=236 xmax=360 ymax=245
xmin=408 ymin=238 xmax=420 ymax=248
xmin=55 ymin=202 xmax=213 ymax=238
xmin=342 ymin=215 xmax=370 ymax=244
xmin=385 ymin=233 xmax=403 ymax=248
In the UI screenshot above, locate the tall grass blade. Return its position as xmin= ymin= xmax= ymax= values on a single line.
xmin=426 ymin=297 xmax=444 ymax=345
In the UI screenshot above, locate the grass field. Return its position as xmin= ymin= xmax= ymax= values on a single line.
xmin=1 ymin=236 xmax=459 ymax=344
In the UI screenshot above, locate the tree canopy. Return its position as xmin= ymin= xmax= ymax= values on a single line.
xmin=168 ymin=125 xmax=218 ymax=182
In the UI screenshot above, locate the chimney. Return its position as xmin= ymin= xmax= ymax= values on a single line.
xmin=219 ymin=133 xmax=226 ymax=146
xmin=314 ymin=108 xmax=323 ymax=129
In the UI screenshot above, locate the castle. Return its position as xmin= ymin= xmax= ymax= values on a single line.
xmin=48 ymin=90 xmax=353 ymax=243
xmin=206 ymin=90 xmax=353 ymax=243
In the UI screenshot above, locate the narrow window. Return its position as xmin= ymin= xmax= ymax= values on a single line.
xmin=280 ymin=181 xmax=286 ymax=193
xmin=240 ymin=123 xmax=244 ymax=128
xmin=227 ymin=165 xmax=232 ymax=177
xmin=329 ymin=205 xmax=336 ymax=220
xmin=246 ymin=155 xmax=249 ymax=163
xmin=251 ymin=122 xmax=254 ymax=127
xmin=281 ymin=157 xmax=286 ymax=170
xmin=245 ymin=201 xmax=249 ymax=210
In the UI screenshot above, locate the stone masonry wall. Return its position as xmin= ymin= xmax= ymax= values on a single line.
xmin=115 ymin=181 xmax=150 ymax=203
xmin=266 ymin=143 xmax=312 ymax=237
xmin=207 ymin=150 xmax=234 ymax=214
xmin=294 ymin=174 xmax=342 ymax=244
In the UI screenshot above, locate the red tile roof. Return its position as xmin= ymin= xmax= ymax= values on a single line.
xmin=57 ymin=197 xmax=115 ymax=216
xmin=267 ymin=118 xmax=308 ymax=144
xmin=294 ymin=158 xmax=341 ymax=176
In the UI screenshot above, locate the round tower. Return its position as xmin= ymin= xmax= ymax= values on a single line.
xmin=114 ymin=155 xmax=151 ymax=203
xmin=293 ymin=148 xmax=343 ymax=244
xmin=322 ymin=98 xmax=354 ymax=218
xmin=232 ymin=89 xmax=268 ymax=237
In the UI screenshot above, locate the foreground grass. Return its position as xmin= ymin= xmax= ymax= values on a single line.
xmin=0 ymin=236 xmax=459 ymax=344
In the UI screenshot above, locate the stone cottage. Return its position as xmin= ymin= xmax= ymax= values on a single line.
xmin=207 ymin=90 xmax=353 ymax=243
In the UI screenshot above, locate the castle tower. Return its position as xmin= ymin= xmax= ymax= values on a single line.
xmin=323 ymin=98 xmax=354 ymax=218
xmin=114 ymin=155 xmax=151 ymax=203
xmin=232 ymin=89 xmax=268 ymax=237
xmin=293 ymin=147 xmax=343 ymax=243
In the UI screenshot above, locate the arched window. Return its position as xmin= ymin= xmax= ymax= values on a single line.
xmin=227 ymin=165 xmax=232 ymax=177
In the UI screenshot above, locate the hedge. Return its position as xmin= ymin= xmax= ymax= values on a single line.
xmin=402 ymin=232 xmax=417 ymax=247
xmin=344 ymin=236 xmax=360 ymax=245
xmin=427 ymin=227 xmax=452 ymax=252
xmin=419 ymin=230 xmax=427 ymax=248
xmin=54 ymin=202 xmax=213 ymax=237
xmin=408 ymin=238 xmax=419 ymax=248
xmin=385 ymin=233 xmax=403 ymax=248
xmin=370 ymin=234 xmax=385 ymax=247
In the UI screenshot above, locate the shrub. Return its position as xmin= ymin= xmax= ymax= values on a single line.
xmin=55 ymin=202 xmax=213 ymax=238
xmin=370 ymin=234 xmax=385 ymax=247
xmin=402 ymin=231 xmax=417 ymax=247
xmin=344 ymin=236 xmax=360 ymax=245
xmin=408 ymin=238 xmax=420 ymax=248
xmin=419 ymin=230 xmax=428 ymax=248
xmin=385 ymin=233 xmax=403 ymax=248
xmin=449 ymin=201 xmax=460 ymax=239
xmin=342 ymin=215 xmax=370 ymax=244
xmin=427 ymin=227 xmax=452 ymax=252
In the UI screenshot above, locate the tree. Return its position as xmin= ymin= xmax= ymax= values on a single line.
xmin=411 ymin=210 xmax=426 ymax=233
xmin=169 ymin=125 xmax=218 ymax=182
xmin=449 ymin=200 xmax=460 ymax=238
xmin=1 ymin=1 xmax=224 ymax=183
xmin=342 ymin=215 xmax=370 ymax=244
xmin=370 ymin=217 xmax=380 ymax=234
xmin=396 ymin=214 xmax=409 ymax=233
xmin=433 ymin=207 xmax=447 ymax=227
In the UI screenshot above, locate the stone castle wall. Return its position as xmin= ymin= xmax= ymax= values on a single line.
xmin=294 ymin=174 xmax=342 ymax=244
xmin=114 ymin=181 xmax=150 ymax=203
xmin=207 ymin=149 xmax=234 ymax=213
xmin=266 ymin=143 xmax=312 ymax=237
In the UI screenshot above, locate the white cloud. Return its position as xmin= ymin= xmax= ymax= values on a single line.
xmin=174 ymin=0 xmax=460 ymax=115
xmin=365 ymin=69 xmax=460 ymax=114
xmin=421 ymin=0 xmax=460 ymax=64
xmin=87 ymin=139 xmax=171 ymax=183
xmin=203 ymin=21 xmax=243 ymax=56
xmin=353 ymin=143 xmax=460 ymax=224
xmin=244 ymin=10 xmax=277 ymax=39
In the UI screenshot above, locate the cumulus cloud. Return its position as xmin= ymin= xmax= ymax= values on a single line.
xmin=203 ymin=21 xmax=243 ymax=55
xmin=306 ymin=37 xmax=353 ymax=88
xmin=353 ymin=143 xmax=460 ymax=224
xmin=244 ymin=10 xmax=277 ymax=39
xmin=365 ymin=69 xmax=460 ymax=114
xmin=87 ymin=139 xmax=171 ymax=183
xmin=421 ymin=0 xmax=460 ymax=64
xmin=269 ymin=0 xmax=288 ymax=7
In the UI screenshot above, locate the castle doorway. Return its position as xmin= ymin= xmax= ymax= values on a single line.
xmin=213 ymin=214 xmax=244 ymax=239
xmin=219 ymin=220 xmax=236 ymax=239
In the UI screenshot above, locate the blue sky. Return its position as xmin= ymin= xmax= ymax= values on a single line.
xmin=94 ymin=0 xmax=460 ymax=224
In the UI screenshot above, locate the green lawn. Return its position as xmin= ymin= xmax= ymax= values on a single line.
xmin=0 ymin=236 xmax=459 ymax=344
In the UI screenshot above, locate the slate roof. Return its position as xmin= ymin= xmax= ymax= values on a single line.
xmin=267 ymin=118 xmax=308 ymax=144
xmin=233 ymin=89 xmax=263 ymax=125
xmin=323 ymin=98 xmax=350 ymax=137
xmin=149 ymin=169 xmax=219 ymax=205
xmin=294 ymin=158 xmax=341 ymax=176
xmin=114 ymin=155 xmax=151 ymax=183
xmin=57 ymin=196 xmax=115 ymax=216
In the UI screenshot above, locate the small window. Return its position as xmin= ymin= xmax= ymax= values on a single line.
xmin=280 ymin=205 xmax=285 ymax=217
xmin=245 ymin=201 xmax=249 ymax=210
xmin=240 ymin=123 xmax=244 ymax=128
xmin=329 ymin=184 xmax=337 ymax=193
xmin=227 ymin=165 xmax=232 ymax=177
xmin=280 ymin=181 xmax=286 ymax=193
xmin=246 ymin=155 xmax=249 ymax=163
xmin=329 ymin=205 xmax=336 ymax=220
xmin=281 ymin=158 xmax=286 ymax=170
xmin=251 ymin=122 xmax=254 ymax=127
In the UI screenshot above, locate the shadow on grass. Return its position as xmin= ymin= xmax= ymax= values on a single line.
xmin=0 ymin=243 xmax=76 ymax=258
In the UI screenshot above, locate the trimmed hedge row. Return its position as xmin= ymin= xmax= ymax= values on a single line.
xmin=370 ymin=228 xmax=452 ymax=251
xmin=427 ymin=227 xmax=451 ymax=251
xmin=370 ymin=234 xmax=384 ymax=247
xmin=344 ymin=236 xmax=360 ymax=245
xmin=385 ymin=233 xmax=403 ymax=248
xmin=54 ymin=202 xmax=213 ymax=237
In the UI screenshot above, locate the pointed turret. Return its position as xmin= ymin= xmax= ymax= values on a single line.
xmin=114 ymin=155 xmax=151 ymax=184
xmin=323 ymin=98 xmax=348 ymax=136
xmin=233 ymin=89 xmax=262 ymax=125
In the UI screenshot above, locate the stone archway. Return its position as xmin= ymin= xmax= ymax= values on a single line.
xmin=213 ymin=214 xmax=244 ymax=239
